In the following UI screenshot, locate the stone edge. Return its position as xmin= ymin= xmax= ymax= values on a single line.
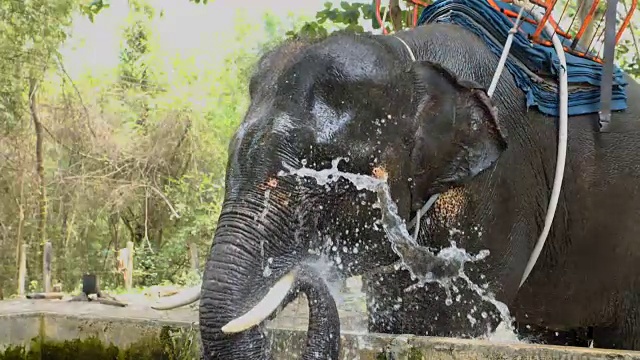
xmin=1 ymin=311 xmax=640 ymax=359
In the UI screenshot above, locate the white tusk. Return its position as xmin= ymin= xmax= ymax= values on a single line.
xmin=151 ymin=285 xmax=201 ymax=310
xmin=221 ymin=270 xmax=296 ymax=334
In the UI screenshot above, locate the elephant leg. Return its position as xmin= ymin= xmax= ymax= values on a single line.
xmin=592 ymin=291 xmax=640 ymax=350
xmin=363 ymin=267 xmax=503 ymax=338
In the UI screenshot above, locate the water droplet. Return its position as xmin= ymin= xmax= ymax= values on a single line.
xmin=445 ymin=298 xmax=453 ymax=306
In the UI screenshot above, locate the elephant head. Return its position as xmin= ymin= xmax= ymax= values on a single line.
xmin=192 ymin=32 xmax=507 ymax=359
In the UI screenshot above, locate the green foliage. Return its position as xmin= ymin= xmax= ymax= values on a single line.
xmin=0 ymin=326 xmax=199 ymax=360
xmin=0 ymin=0 xmax=639 ymax=298
xmin=0 ymin=0 xmax=75 ymax=131
xmin=0 ymin=0 xmax=89 ymax=294
xmin=78 ymin=0 xmax=210 ymax=22
xmin=79 ymin=0 xmax=110 ymax=23
xmin=287 ymin=1 xmax=429 ymax=39
xmin=287 ymin=1 xmax=371 ymax=38
xmin=618 ymin=39 xmax=640 ymax=77
xmin=0 ymin=1 xmax=303 ymax=295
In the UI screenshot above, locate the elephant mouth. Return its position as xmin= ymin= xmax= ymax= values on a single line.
xmin=152 ymin=262 xmax=342 ymax=359
xmin=221 ymin=262 xmax=342 ymax=360
xmin=150 ymin=269 xmax=299 ymax=324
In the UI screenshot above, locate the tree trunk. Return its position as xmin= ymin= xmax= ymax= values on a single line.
xmin=389 ymin=0 xmax=404 ymax=32
xmin=29 ymin=78 xmax=48 ymax=278
xmin=577 ymin=0 xmax=598 ymax=50
xmin=15 ymin=167 xmax=25 ymax=268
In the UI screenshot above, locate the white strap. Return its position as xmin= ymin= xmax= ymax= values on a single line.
xmin=407 ymin=193 xmax=440 ymax=242
xmin=488 ymin=6 xmax=526 ymax=97
xmin=393 ymin=35 xmax=417 ymax=62
xmin=518 ymin=5 xmax=569 ymax=289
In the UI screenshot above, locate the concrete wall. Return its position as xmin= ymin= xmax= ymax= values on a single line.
xmin=1 ymin=300 xmax=640 ymax=359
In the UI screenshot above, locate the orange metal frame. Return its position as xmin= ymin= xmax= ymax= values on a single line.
xmin=490 ymin=0 xmax=638 ymax=63
xmin=374 ymin=0 xmax=637 ymax=64
xmin=374 ymin=0 xmax=430 ymax=34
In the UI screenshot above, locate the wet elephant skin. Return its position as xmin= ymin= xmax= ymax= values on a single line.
xmin=364 ymin=24 xmax=640 ymax=350
xmin=199 ymin=22 xmax=640 ymax=359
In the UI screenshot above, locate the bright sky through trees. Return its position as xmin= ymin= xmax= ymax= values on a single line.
xmin=59 ymin=0 xmax=348 ymax=78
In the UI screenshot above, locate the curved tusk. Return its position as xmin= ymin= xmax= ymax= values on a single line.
xmin=221 ymin=270 xmax=296 ymax=334
xmin=151 ymin=285 xmax=201 ymax=310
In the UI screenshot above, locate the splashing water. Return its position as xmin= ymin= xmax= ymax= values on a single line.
xmin=278 ymin=157 xmax=517 ymax=340
xmin=304 ymin=255 xmax=350 ymax=304
xmin=258 ymin=189 xmax=273 ymax=276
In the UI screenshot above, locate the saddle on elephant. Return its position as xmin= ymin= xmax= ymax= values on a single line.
xmin=375 ymin=0 xmax=637 ymax=117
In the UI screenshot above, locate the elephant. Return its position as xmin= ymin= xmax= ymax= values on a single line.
xmin=158 ymin=19 xmax=640 ymax=359
xmin=155 ymin=265 xmax=341 ymax=359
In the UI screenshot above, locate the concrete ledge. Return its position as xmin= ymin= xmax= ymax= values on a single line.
xmin=1 ymin=300 xmax=640 ymax=359
xmin=270 ymin=329 xmax=640 ymax=360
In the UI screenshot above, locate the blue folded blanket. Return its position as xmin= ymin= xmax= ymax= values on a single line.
xmin=417 ymin=0 xmax=628 ymax=117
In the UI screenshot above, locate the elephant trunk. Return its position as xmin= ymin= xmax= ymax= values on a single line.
xmin=296 ymin=264 xmax=341 ymax=360
xmin=199 ymin=191 xmax=340 ymax=360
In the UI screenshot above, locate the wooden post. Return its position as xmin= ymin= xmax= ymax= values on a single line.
xmin=43 ymin=241 xmax=52 ymax=293
xmin=125 ymin=241 xmax=134 ymax=291
xmin=117 ymin=247 xmax=127 ymax=285
xmin=188 ymin=242 xmax=199 ymax=271
xmin=18 ymin=244 xmax=27 ymax=296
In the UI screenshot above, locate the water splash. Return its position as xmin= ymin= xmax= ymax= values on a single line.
xmin=304 ymin=255 xmax=348 ymax=305
xmin=278 ymin=157 xmax=517 ymax=339
xmin=258 ymin=189 xmax=273 ymax=277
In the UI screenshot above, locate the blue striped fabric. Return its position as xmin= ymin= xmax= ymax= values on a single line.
xmin=418 ymin=0 xmax=628 ymax=117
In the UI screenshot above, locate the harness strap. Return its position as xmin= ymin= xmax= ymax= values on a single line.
xmin=488 ymin=6 xmax=526 ymax=97
xmin=407 ymin=194 xmax=440 ymax=240
xmin=517 ymin=5 xmax=569 ymax=288
xmin=598 ymin=0 xmax=619 ymax=132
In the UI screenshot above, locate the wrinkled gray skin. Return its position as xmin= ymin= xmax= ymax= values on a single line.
xmin=362 ymin=24 xmax=640 ymax=351
xmin=196 ymin=22 xmax=640 ymax=359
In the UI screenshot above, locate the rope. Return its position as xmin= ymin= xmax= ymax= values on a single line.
xmin=488 ymin=6 xmax=527 ymax=97
xmin=517 ymin=3 xmax=569 ymax=288
xmin=392 ymin=35 xmax=417 ymax=61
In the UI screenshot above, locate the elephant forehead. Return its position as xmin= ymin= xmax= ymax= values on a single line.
xmin=311 ymin=98 xmax=353 ymax=143
xmin=271 ymin=113 xmax=296 ymax=135
xmin=276 ymin=35 xmax=399 ymax=92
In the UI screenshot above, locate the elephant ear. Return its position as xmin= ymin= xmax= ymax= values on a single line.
xmin=408 ymin=60 xmax=507 ymax=194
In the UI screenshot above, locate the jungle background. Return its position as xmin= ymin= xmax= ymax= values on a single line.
xmin=1 ymin=0 xmax=639 ymax=297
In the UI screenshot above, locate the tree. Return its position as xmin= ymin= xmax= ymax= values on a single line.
xmin=286 ymin=1 xmax=430 ymax=39
xmin=0 ymin=0 xmax=103 ymax=293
